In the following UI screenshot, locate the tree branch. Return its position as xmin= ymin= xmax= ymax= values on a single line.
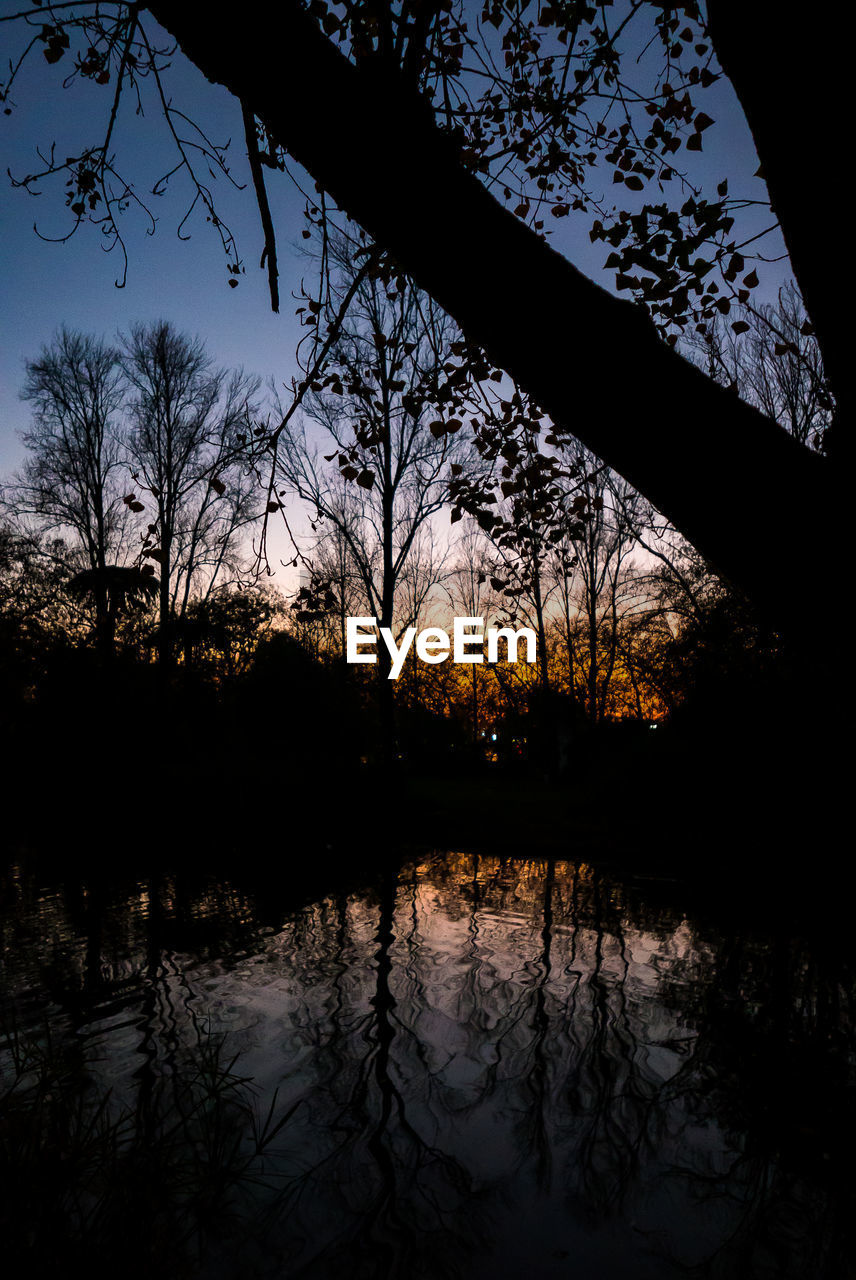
xmin=148 ymin=0 xmax=839 ymax=634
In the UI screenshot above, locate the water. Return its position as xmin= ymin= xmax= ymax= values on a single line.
xmin=1 ymin=852 xmax=851 ymax=1278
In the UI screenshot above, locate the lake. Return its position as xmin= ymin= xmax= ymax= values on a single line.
xmin=1 ymin=850 xmax=850 ymax=1278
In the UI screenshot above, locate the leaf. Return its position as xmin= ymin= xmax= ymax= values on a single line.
xmin=731 ymin=320 xmax=750 ymax=335
xmin=209 ymin=477 xmax=226 ymax=496
xmin=266 ymin=501 xmax=281 ymax=512
xmin=742 ymin=269 xmax=759 ymax=288
xmin=356 ymin=469 xmax=375 ymax=489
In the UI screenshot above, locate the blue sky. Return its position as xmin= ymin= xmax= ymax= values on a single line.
xmin=0 ymin=22 xmax=311 ymax=472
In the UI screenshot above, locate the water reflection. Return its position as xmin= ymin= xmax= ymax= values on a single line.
xmin=1 ymin=853 xmax=851 ymax=1278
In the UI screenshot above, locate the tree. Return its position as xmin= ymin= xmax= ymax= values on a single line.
xmin=178 ymin=584 xmax=283 ymax=680
xmin=120 ymin=321 xmax=261 ymax=667
xmin=139 ymin=0 xmax=842 ymax=642
xmin=448 ymin=380 xmax=563 ymax=693
xmin=274 ymin=236 xmax=470 ymax=750
xmin=558 ymin=454 xmax=642 ymax=723
xmin=691 ymin=281 xmax=831 ymax=450
xmin=6 ymin=328 xmax=135 ymax=658
xmin=291 ymin=511 xmax=367 ymax=665
xmin=444 ymin=521 xmax=511 ymax=745
xmin=0 ymin=523 xmax=77 ymax=699
xmin=0 ymin=4 xmax=845 ymax=642
xmin=389 ymin=521 xmax=452 ymax=722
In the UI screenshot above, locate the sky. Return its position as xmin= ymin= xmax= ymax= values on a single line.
xmin=0 ymin=24 xmax=308 ymax=469
xmin=0 ymin=3 xmax=791 ymax=588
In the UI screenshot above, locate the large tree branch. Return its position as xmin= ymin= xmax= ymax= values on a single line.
xmin=148 ymin=0 xmax=839 ymax=633
xmin=707 ymin=1 xmax=848 ymax=447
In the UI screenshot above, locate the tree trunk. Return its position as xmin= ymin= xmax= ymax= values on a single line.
xmin=587 ymin=600 xmax=598 ymax=727
xmin=531 ymin=554 xmax=549 ymax=694
xmin=706 ymin=1 xmax=849 ymax=446
xmin=159 ymin=530 xmax=172 ymax=669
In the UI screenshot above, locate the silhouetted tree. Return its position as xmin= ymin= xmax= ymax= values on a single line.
xmin=144 ymin=0 xmax=844 ymax=640
xmin=1 ymin=3 xmax=844 ymax=640
xmin=120 ymin=321 xmax=261 ymax=667
xmin=179 ymin=584 xmax=283 ymax=680
xmin=0 ymin=523 xmax=75 ymax=702
xmin=559 ymin=452 xmax=643 ymax=723
xmin=691 ymin=280 xmax=832 ymax=450
xmin=6 ymin=329 xmax=135 ymax=657
xmin=275 ymin=234 xmax=470 ymax=753
xmin=445 ymin=521 xmax=499 ymax=744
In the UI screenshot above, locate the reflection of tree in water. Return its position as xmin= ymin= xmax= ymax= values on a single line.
xmin=362 ymin=854 xmax=852 ymax=1279
xmin=240 ymin=869 xmax=483 ymax=1280
xmin=3 ymin=853 xmax=853 ymax=1278
xmin=275 ymin=856 xmax=686 ymax=1271
xmin=645 ymin=919 xmax=856 ymax=1279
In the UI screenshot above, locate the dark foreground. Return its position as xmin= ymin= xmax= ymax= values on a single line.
xmin=1 ymin=836 xmax=853 ymax=1280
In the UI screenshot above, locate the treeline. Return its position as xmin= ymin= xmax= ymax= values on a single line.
xmin=1 ymin=258 xmax=821 ymax=789
xmin=0 ymin=321 xmax=357 ymax=813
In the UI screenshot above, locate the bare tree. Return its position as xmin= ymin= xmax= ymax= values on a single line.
xmin=544 ymin=451 xmax=644 ymax=723
xmin=393 ymin=522 xmax=452 ymax=715
xmin=445 ymin=520 xmax=501 ymax=743
xmin=120 ymin=321 xmax=261 ymax=667
xmin=275 ymin=235 xmax=471 ymax=752
xmin=7 ymin=328 xmax=135 ymax=657
xmin=294 ymin=487 xmax=371 ymax=664
xmin=692 ymin=281 xmax=832 ymax=451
